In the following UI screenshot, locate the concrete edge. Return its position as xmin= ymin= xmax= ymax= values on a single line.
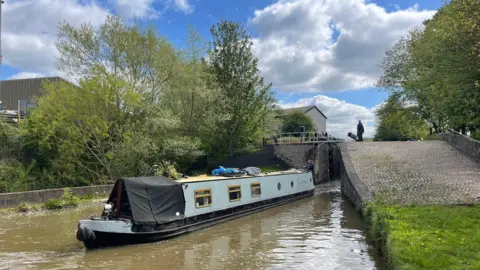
xmin=439 ymin=133 xmax=480 ymax=163
xmin=0 ymin=185 xmax=113 ymax=208
xmin=339 ymin=143 xmax=373 ymax=211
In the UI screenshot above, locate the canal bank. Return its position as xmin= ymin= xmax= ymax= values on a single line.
xmin=0 ymin=182 xmax=387 ymax=270
xmin=339 ymin=137 xmax=480 ymax=270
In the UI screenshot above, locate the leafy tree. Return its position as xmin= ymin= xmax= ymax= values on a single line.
xmin=55 ymin=15 xmax=179 ymax=115
xmin=162 ymin=26 xmax=225 ymax=139
xmin=16 ymin=16 xmax=205 ymax=188
xmin=281 ymin=111 xmax=315 ymax=133
xmin=374 ymin=94 xmax=429 ymax=141
xmin=377 ymin=0 xmax=480 ymax=135
xmin=207 ymin=20 xmax=274 ymax=157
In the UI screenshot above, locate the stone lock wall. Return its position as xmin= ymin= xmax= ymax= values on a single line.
xmin=338 ymin=143 xmax=372 ymax=211
xmin=273 ymin=143 xmax=331 ymax=184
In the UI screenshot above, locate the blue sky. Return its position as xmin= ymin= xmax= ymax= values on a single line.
xmin=0 ymin=0 xmax=442 ymax=137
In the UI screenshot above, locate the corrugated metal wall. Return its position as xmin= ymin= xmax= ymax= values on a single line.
xmin=0 ymin=77 xmax=62 ymax=110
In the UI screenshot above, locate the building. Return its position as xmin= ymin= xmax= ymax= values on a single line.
xmin=276 ymin=105 xmax=328 ymax=134
xmin=0 ymin=76 xmax=68 ymax=112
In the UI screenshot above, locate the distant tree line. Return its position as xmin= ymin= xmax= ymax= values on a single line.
xmin=375 ymin=0 xmax=480 ymax=141
xmin=0 ymin=16 xmax=277 ymax=192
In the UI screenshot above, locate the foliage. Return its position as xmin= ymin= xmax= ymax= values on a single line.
xmin=61 ymin=188 xmax=79 ymax=207
xmin=43 ymin=199 xmax=64 ymax=210
xmin=207 ymin=20 xmax=275 ymax=157
xmin=377 ymin=0 xmax=480 ymax=135
xmin=17 ymin=202 xmax=30 ymax=213
xmin=366 ymin=203 xmax=480 ymax=270
xmin=281 ymin=111 xmax=315 ymax=133
xmin=0 ymin=160 xmax=37 ymax=193
xmin=41 ymin=188 xmax=80 ymax=210
xmin=374 ymin=93 xmax=429 ymax=141
xmin=0 ymin=17 xmax=278 ymax=192
xmin=156 ymin=160 xmax=181 ymax=179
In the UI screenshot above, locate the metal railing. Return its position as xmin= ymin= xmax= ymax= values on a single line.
xmin=264 ymin=132 xmax=345 ymax=145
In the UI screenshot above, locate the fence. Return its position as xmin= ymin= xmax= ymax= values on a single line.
xmin=263 ymin=132 xmax=344 ymax=145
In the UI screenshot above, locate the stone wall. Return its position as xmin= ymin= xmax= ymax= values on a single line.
xmin=273 ymin=143 xmax=331 ymax=184
xmin=0 ymin=185 xmax=113 ymax=208
xmin=273 ymin=143 xmax=316 ymax=169
xmin=338 ymin=143 xmax=373 ymax=211
xmin=440 ymin=132 xmax=480 ymax=163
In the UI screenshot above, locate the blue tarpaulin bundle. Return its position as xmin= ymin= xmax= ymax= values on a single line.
xmin=212 ymin=166 xmax=243 ymax=176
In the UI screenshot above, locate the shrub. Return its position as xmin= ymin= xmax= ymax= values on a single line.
xmin=60 ymin=188 xmax=79 ymax=207
xmin=17 ymin=202 xmax=30 ymax=213
xmin=43 ymin=198 xmax=63 ymax=210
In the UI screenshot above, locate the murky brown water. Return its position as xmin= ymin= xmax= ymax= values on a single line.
xmin=0 ymin=181 xmax=387 ymax=270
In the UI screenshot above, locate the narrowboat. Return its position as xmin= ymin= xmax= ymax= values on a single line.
xmin=76 ymin=169 xmax=315 ymax=249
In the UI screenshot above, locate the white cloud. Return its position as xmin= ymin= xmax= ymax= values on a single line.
xmin=249 ymin=0 xmax=436 ymax=93
xmin=2 ymin=0 xmax=110 ymax=75
xmin=112 ymin=0 xmax=161 ymax=19
xmin=279 ymin=95 xmax=379 ymax=139
xmin=6 ymin=72 xmax=45 ymax=80
xmin=1 ymin=0 xmax=194 ymax=79
xmin=174 ymin=0 xmax=194 ymax=14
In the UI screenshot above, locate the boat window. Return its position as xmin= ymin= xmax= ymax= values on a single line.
xmin=250 ymin=183 xmax=261 ymax=197
xmin=228 ymin=185 xmax=242 ymax=201
xmin=195 ymin=189 xmax=212 ymax=208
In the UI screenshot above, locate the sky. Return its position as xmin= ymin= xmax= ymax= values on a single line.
xmin=0 ymin=0 xmax=442 ymax=138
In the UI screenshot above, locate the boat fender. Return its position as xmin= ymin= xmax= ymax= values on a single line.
xmin=76 ymin=223 xmax=96 ymax=241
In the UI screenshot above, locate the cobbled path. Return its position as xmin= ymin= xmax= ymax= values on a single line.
xmin=346 ymin=141 xmax=480 ymax=205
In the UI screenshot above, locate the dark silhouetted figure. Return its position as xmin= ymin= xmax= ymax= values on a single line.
xmin=357 ymin=120 xmax=364 ymax=142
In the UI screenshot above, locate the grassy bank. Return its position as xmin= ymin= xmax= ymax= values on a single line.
xmin=365 ymin=203 xmax=480 ymax=270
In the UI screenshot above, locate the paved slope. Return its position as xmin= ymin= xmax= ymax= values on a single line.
xmin=346 ymin=141 xmax=480 ymax=205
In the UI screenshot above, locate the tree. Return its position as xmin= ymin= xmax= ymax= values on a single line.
xmin=377 ymin=0 xmax=480 ymax=135
xmin=374 ymin=94 xmax=429 ymax=141
xmin=55 ymin=15 xmax=179 ymax=115
xmin=207 ymin=20 xmax=274 ymax=157
xmin=281 ymin=111 xmax=315 ymax=133
xmin=17 ymin=16 xmax=206 ymax=188
xmin=162 ymin=26 xmax=225 ymax=138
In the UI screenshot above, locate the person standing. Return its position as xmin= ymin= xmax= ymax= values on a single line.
xmin=357 ymin=120 xmax=364 ymax=142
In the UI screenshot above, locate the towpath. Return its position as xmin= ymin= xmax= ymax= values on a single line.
xmin=345 ymin=141 xmax=480 ymax=205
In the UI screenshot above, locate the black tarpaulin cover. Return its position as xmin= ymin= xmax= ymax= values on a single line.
xmin=112 ymin=176 xmax=185 ymax=225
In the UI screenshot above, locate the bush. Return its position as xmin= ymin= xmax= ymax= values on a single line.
xmin=281 ymin=111 xmax=315 ymax=133
xmin=61 ymin=188 xmax=79 ymax=207
xmin=17 ymin=202 xmax=30 ymax=213
xmin=43 ymin=198 xmax=63 ymax=210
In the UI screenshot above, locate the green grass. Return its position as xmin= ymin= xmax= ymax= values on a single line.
xmin=366 ymin=203 xmax=480 ymax=270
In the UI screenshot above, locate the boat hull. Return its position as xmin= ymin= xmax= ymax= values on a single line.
xmin=78 ymin=188 xmax=314 ymax=249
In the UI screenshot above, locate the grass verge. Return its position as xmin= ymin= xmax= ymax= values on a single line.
xmin=365 ymin=202 xmax=480 ymax=270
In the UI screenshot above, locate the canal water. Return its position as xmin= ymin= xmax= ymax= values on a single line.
xmin=0 ymin=181 xmax=387 ymax=270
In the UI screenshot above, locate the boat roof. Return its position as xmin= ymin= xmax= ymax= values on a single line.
xmin=175 ymin=169 xmax=305 ymax=183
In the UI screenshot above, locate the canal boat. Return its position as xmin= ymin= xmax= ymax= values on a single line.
xmin=76 ymin=169 xmax=315 ymax=249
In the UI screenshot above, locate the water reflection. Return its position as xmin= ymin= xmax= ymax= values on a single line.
xmin=0 ymin=181 xmax=386 ymax=270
